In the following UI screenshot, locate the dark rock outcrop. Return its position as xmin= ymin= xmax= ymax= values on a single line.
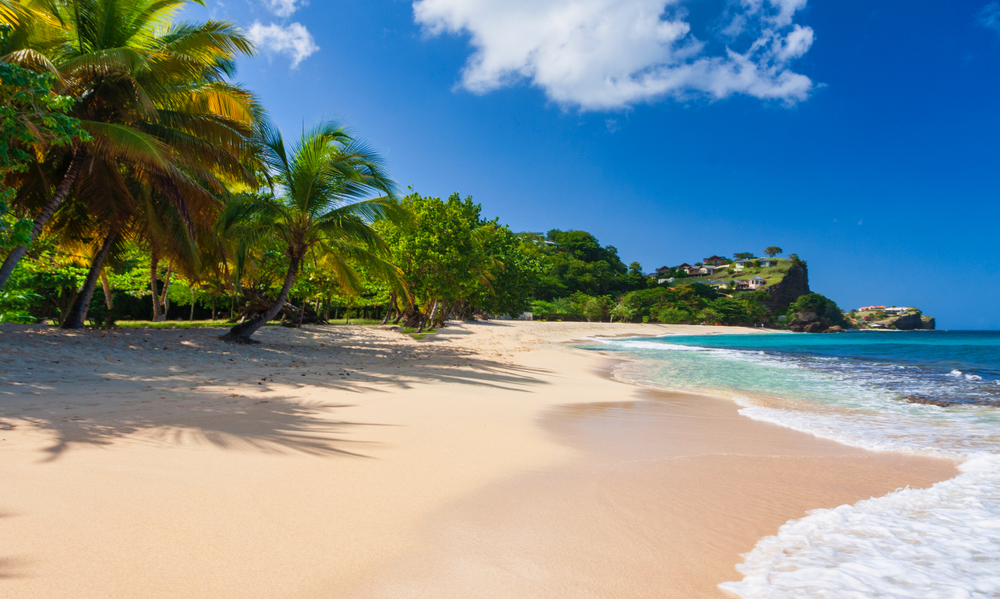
xmin=888 ymin=312 xmax=925 ymax=331
xmin=764 ymin=263 xmax=810 ymax=313
xmin=794 ymin=311 xmax=818 ymax=323
xmin=905 ymin=396 xmax=955 ymax=407
xmin=921 ymin=316 xmax=936 ymax=330
xmin=788 ymin=307 xmax=844 ymax=333
xmin=789 ymin=310 xmax=833 ymax=333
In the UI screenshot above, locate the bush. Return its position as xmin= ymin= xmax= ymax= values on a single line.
xmin=787 ymin=293 xmax=847 ymax=327
xmin=655 ymin=306 xmax=692 ymax=324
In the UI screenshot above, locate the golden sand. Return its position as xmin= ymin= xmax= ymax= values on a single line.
xmin=0 ymin=321 xmax=956 ymax=598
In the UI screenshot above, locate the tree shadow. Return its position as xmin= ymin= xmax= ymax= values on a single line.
xmin=0 ymin=556 xmax=30 ymax=580
xmin=0 ymin=514 xmax=30 ymax=580
xmin=0 ymin=322 xmax=551 ymax=461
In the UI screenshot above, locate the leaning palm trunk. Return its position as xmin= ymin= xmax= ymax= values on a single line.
xmin=0 ymin=150 xmax=84 ymax=291
xmin=381 ymin=292 xmax=397 ymax=324
xmin=417 ymin=300 xmax=438 ymax=334
xmin=100 ymin=270 xmax=113 ymax=310
xmin=61 ymin=228 xmax=118 ymax=329
xmin=221 ymin=255 xmax=301 ymax=343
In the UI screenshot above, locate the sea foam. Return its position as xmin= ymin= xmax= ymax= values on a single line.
xmin=719 ymin=454 xmax=1000 ymax=598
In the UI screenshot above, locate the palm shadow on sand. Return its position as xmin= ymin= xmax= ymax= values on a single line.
xmin=0 ymin=322 xmax=551 ymax=461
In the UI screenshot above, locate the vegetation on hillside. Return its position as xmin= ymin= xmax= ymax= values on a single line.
xmin=0 ymin=0 xmax=848 ymax=335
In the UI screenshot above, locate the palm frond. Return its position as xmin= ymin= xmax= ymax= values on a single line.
xmin=81 ymin=120 xmax=173 ymax=168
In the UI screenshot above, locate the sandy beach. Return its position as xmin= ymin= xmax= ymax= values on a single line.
xmin=0 ymin=321 xmax=957 ymax=598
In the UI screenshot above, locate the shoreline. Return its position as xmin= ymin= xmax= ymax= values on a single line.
xmin=0 ymin=321 xmax=958 ymax=598
xmin=332 ymin=326 xmax=959 ymax=597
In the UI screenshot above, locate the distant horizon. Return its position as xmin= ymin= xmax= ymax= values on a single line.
xmin=178 ymin=0 xmax=1000 ymax=329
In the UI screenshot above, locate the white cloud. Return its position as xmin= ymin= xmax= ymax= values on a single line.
xmin=247 ymin=21 xmax=319 ymax=68
xmin=979 ymin=2 xmax=1000 ymax=34
xmin=262 ymin=0 xmax=306 ymax=18
xmin=412 ymin=0 xmax=816 ymax=110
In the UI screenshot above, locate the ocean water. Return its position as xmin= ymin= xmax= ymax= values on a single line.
xmin=581 ymin=331 xmax=1000 ymax=598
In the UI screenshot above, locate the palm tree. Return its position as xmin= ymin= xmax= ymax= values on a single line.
xmin=0 ymin=0 xmax=263 ymax=306
xmin=218 ymin=121 xmax=408 ymax=344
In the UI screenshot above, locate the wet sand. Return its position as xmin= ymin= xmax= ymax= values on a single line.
xmin=346 ymin=368 xmax=957 ymax=598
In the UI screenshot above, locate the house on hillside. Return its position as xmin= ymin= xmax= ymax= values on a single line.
xmin=703 ymin=255 xmax=728 ymax=266
xmin=734 ymin=258 xmax=778 ymax=270
xmin=884 ymin=307 xmax=912 ymax=315
xmin=859 ymin=305 xmax=886 ymax=312
xmin=676 ymin=263 xmax=708 ymax=277
xmin=734 ymin=276 xmax=766 ymax=291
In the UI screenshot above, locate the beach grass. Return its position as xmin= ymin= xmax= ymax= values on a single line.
xmin=105 ymin=318 xmax=388 ymax=329
xmin=113 ymin=319 xmax=234 ymax=328
xmin=400 ymin=326 xmax=436 ymax=340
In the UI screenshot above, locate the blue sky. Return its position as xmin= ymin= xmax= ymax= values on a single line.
xmin=182 ymin=0 xmax=1000 ymax=329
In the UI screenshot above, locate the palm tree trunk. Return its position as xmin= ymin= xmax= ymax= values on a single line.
xmin=0 ymin=149 xmax=84 ymax=291
xmin=427 ymin=300 xmax=440 ymax=330
xmin=100 ymin=270 xmax=114 ymax=309
xmin=150 ymin=254 xmax=161 ymax=322
xmin=156 ymin=260 xmax=172 ymax=321
xmin=190 ymin=287 xmax=196 ymax=320
xmin=61 ymin=229 xmax=118 ymax=329
xmin=221 ymin=254 xmax=301 ymax=344
xmin=417 ymin=301 xmax=438 ymax=334
xmin=381 ymin=292 xmax=396 ymax=324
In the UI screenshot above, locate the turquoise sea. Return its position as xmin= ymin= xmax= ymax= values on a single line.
xmin=582 ymin=331 xmax=1000 ymax=598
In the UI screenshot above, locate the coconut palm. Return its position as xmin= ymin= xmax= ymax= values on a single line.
xmin=218 ymin=121 xmax=408 ymax=344
xmin=0 ymin=0 xmax=263 ymax=309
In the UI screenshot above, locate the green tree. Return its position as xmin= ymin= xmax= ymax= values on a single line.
xmin=0 ymin=62 xmax=86 ymax=257
xmin=379 ymin=192 xmax=538 ymax=328
xmin=219 ymin=121 xmax=405 ymax=343
xmin=2 ymin=0 xmax=264 ymax=332
xmin=787 ymin=293 xmax=847 ymax=327
xmin=734 ymin=252 xmax=755 ymax=260
xmin=764 ymin=246 xmax=783 ymax=258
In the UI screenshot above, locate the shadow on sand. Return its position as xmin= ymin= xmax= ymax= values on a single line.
xmin=0 ymin=322 xmax=550 ymax=461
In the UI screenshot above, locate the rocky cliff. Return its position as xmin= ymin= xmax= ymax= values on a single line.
xmin=765 ymin=263 xmax=810 ymax=313
xmin=886 ymin=312 xmax=937 ymax=330
xmin=889 ymin=312 xmax=924 ymax=330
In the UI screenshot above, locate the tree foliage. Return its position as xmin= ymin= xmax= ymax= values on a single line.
xmin=377 ymin=192 xmax=539 ymax=326
xmin=527 ymin=229 xmax=649 ymax=300
xmin=787 ymin=293 xmax=847 ymax=327
xmin=0 ymin=62 xmax=86 ymax=250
